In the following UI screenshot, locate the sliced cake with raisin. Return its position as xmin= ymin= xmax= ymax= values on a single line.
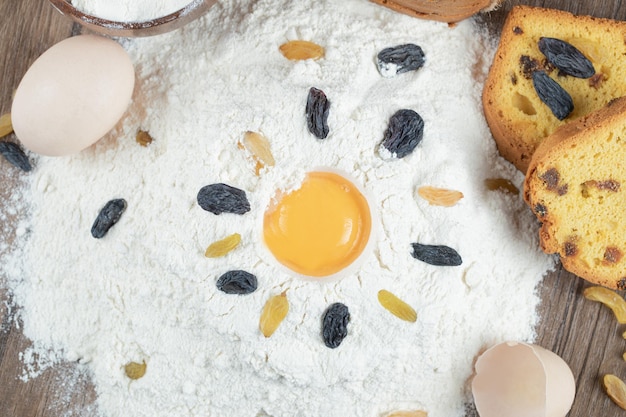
xmin=483 ymin=5 xmax=626 ymax=172
xmin=524 ymin=96 xmax=626 ymax=289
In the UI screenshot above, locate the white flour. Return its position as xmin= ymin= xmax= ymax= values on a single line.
xmin=2 ymin=0 xmax=555 ymax=416
xmin=71 ymin=0 xmax=194 ymax=21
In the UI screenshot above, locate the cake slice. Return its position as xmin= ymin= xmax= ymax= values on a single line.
xmin=369 ymin=0 xmax=499 ymax=23
xmin=483 ymin=5 xmax=626 ymax=172
xmin=524 ymin=96 xmax=626 ymax=290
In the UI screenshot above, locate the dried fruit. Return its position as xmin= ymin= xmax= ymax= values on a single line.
xmin=124 ymin=361 xmax=147 ymax=380
xmin=411 ymin=243 xmax=462 ymax=266
xmin=259 ymin=292 xmax=289 ymax=337
xmin=604 ymin=247 xmax=623 ymax=264
xmin=378 ymin=290 xmax=417 ymax=322
xmin=380 ymin=109 xmax=424 ymax=158
xmin=604 ymin=374 xmax=626 ymax=410
xmin=197 ymin=183 xmax=250 ymax=215
xmin=322 ymin=302 xmax=350 ymax=349
xmin=306 ymin=87 xmax=330 ymax=139
xmin=385 ymin=411 xmax=428 ymax=417
xmin=538 ymin=37 xmax=595 ymax=78
xmin=216 ymin=270 xmax=257 ymax=295
xmin=531 ymin=70 xmax=573 ymax=120
xmin=540 ymin=167 xmax=568 ymax=195
xmin=91 ymin=198 xmax=127 ymax=239
xmin=0 ymin=141 xmax=31 ymax=172
xmin=583 ymin=286 xmax=626 ymax=323
xmin=136 ymin=130 xmax=153 ymax=147
xmin=205 ymin=233 xmax=241 ymax=258
xmin=242 ymin=131 xmax=275 ymax=174
xmin=484 ymin=178 xmax=519 ymax=195
xmin=0 ymin=113 xmax=12 ymax=138
xmin=377 ymin=44 xmax=425 ymax=78
xmin=417 ymin=186 xmax=463 ymax=206
xmin=279 ymin=40 xmax=324 ymax=61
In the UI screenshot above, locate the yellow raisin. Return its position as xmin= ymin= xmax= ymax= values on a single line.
xmin=136 ymin=130 xmax=153 ymax=147
xmin=242 ymin=131 xmax=275 ymax=175
xmin=484 ymin=178 xmax=519 ymax=195
xmin=279 ymin=40 xmax=325 ymax=61
xmin=386 ymin=411 xmax=428 ymax=417
xmin=0 ymin=113 xmax=13 ymax=138
xmin=417 ymin=186 xmax=463 ymax=207
xmin=604 ymin=374 xmax=626 ymax=410
xmin=205 ymin=233 xmax=241 ymax=258
xmin=377 ymin=290 xmax=417 ymax=323
xmin=259 ymin=291 xmax=289 ymax=337
xmin=622 ymin=352 xmax=626 ymax=361
xmin=583 ymin=286 xmax=626 ymax=324
xmin=124 ymin=361 xmax=147 ymax=380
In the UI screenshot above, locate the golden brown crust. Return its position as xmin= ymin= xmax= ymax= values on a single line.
xmin=483 ymin=5 xmax=626 ymax=173
xmin=369 ymin=0 xmax=499 ymax=23
xmin=524 ymin=96 xmax=626 ymax=289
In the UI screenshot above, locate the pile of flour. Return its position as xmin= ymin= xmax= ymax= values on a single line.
xmin=2 ymin=0 xmax=555 ymax=416
xmin=71 ymin=0 xmax=193 ymax=21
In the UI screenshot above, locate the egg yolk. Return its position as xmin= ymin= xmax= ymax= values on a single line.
xmin=263 ymin=171 xmax=371 ymax=277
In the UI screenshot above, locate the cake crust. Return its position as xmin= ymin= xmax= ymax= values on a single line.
xmin=483 ymin=5 xmax=626 ymax=173
xmin=370 ymin=0 xmax=499 ymax=23
xmin=524 ymin=96 xmax=626 ymax=289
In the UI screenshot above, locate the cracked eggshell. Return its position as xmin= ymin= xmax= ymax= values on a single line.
xmin=471 ymin=341 xmax=575 ymax=417
xmin=11 ymin=35 xmax=135 ymax=156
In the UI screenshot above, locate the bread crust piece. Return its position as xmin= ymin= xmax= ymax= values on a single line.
xmin=524 ymin=96 xmax=626 ymax=289
xmin=369 ymin=0 xmax=499 ymax=23
xmin=483 ymin=5 xmax=626 ymax=173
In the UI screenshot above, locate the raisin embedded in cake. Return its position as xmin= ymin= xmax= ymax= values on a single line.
xmin=524 ymin=96 xmax=626 ymax=289
xmin=483 ymin=5 xmax=626 ymax=172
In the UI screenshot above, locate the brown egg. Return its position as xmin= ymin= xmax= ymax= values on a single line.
xmin=11 ymin=35 xmax=135 ymax=156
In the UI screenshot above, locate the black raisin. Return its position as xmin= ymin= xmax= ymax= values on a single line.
xmin=197 ymin=183 xmax=250 ymax=215
xmin=91 ymin=198 xmax=127 ymax=239
xmin=538 ymin=37 xmax=595 ymax=79
xmin=0 ymin=141 xmax=32 ymax=172
xmin=306 ymin=87 xmax=330 ymax=139
xmin=532 ymin=70 xmax=573 ymax=120
xmin=216 ymin=270 xmax=257 ymax=295
xmin=322 ymin=302 xmax=350 ymax=349
xmin=411 ymin=243 xmax=462 ymax=266
xmin=380 ymin=109 xmax=424 ymax=158
xmin=376 ymin=43 xmax=425 ymax=78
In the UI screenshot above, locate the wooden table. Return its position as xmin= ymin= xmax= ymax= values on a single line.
xmin=1 ymin=0 xmax=626 ymax=416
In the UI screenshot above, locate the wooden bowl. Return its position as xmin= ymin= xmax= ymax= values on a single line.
xmin=48 ymin=0 xmax=217 ymax=37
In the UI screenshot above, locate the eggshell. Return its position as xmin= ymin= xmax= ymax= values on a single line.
xmin=471 ymin=341 xmax=575 ymax=417
xmin=11 ymin=35 xmax=135 ymax=156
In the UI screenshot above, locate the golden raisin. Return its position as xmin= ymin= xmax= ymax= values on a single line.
xmin=604 ymin=374 xmax=626 ymax=410
xmin=259 ymin=291 xmax=289 ymax=337
xmin=0 ymin=113 xmax=13 ymax=138
xmin=377 ymin=290 xmax=417 ymax=322
xmin=584 ymin=286 xmax=626 ymax=323
xmin=279 ymin=40 xmax=325 ymax=61
xmin=124 ymin=361 xmax=147 ymax=380
xmin=386 ymin=411 xmax=428 ymax=417
xmin=484 ymin=178 xmax=519 ymax=195
xmin=241 ymin=131 xmax=275 ymax=175
xmin=417 ymin=186 xmax=463 ymax=207
xmin=205 ymin=233 xmax=241 ymax=258
xmin=136 ymin=130 xmax=153 ymax=147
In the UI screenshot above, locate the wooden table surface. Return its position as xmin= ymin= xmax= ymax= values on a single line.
xmin=2 ymin=0 xmax=626 ymax=416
